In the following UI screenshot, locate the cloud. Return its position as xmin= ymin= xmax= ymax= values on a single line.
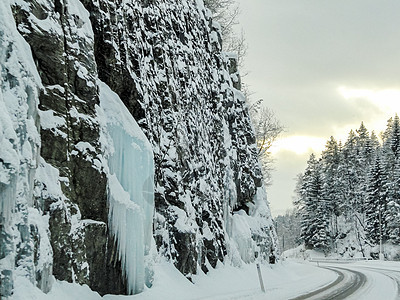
xmin=240 ymin=0 xmax=400 ymax=88
xmin=339 ymin=87 xmax=400 ymax=114
xmin=237 ymin=0 xmax=400 ymax=215
xmin=240 ymin=0 xmax=400 ymax=138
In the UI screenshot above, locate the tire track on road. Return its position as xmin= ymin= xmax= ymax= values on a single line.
xmin=290 ymin=265 xmax=366 ymax=300
xmin=355 ymin=266 xmax=400 ymax=299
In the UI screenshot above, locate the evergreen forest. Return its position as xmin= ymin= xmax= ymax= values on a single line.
xmin=294 ymin=115 xmax=400 ymax=258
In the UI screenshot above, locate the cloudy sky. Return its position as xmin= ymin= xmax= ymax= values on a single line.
xmin=236 ymin=0 xmax=400 ymax=216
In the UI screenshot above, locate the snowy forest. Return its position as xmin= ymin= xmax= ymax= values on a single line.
xmin=293 ymin=116 xmax=400 ymax=259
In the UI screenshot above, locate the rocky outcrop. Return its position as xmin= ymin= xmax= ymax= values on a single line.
xmin=10 ymin=0 xmax=125 ymax=294
xmin=1 ymin=0 xmax=275 ymax=297
xmin=81 ymin=0 xmax=265 ymax=275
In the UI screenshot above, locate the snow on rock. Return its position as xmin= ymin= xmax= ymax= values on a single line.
xmin=0 ymin=0 xmax=45 ymax=297
xmin=1 ymin=0 xmax=277 ymax=297
xmin=98 ymin=81 xmax=155 ymax=294
xmin=5 ymin=0 xmax=116 ymax=296
xmin=228 ymin=187 xmax=277 ymax=264
xmin=85 ymin=0 xmax=275 ymax=277
xmin=0 ymin=0 xmax=41 ymax=224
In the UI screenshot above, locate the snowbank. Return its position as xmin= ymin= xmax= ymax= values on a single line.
xmin=11 ymin=260 xmax=337 ymax=300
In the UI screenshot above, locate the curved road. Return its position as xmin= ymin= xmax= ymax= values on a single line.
xmin=354 ymin=265 xmax=400 ymax=298
xmin=291 ymin=262 xmax=400 ymax=300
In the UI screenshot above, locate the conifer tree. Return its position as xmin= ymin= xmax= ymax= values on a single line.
xmin=320 ymin=136 xmax=341 ymax=240
xmin=386 ymin=158 xmax=400 ymax=244
xmin=354 ymin=123 xmax=376 ymax=220
xmin=381 ymin=115 xmax=400 ymax=244
xmin=341 ymin=130 xmax=359 ymax=216
xmin=298 ymin=154 xmax=328 ymax=251
xmin=365 ymin=157 xmax=388 ymax=245
xmin=382 ymin=116 xmax=400 ymax=170
xmin=295 ymin=115 xmax=400 ymax=256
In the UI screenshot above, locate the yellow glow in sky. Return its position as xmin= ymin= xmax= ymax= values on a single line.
xmin=272 ymin=87 xmax=400 ymax=157
xmin=270 ymin=135 xmax=326 ymax=155
xmin=338 ymin=86 xmax=400 ymax=139
xmin=338 ymin=86 xmax=400 ymax=114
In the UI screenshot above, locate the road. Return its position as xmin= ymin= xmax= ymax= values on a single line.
xmin=291 ymin=261 xmax=400 ymax=300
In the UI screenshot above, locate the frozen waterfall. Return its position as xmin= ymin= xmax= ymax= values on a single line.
xmin=0 ymin=1 xmax=43 ymax=296
xmin=98 ymin=81 xmax=155 ymax=295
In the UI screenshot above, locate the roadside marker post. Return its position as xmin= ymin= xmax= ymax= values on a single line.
xmin=256 ymin=263 xmax=266 ymax=293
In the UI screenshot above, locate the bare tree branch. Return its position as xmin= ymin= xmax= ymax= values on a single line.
xmin=249 ymin=100 xmax=285 ymax=186
xmin=204 ymin=0 xmax=247 ymax=67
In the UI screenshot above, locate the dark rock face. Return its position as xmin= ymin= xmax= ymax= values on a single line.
xmin=81 ymin=0 xmax=264 ymax=275
xmin=11 ymin=0 xmax=125 ymax=295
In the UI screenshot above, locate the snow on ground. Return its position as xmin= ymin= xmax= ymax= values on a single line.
xmin=318 ymin=260 xmax=400 ymax=300
xmin=344 ymin=260 xmax=400 ymax=300
xmin=11 ymin=255 xmax=400 ymax=300
xmin=10 ymin=239 xmax=400 ymax=300
xmin=10 ymin=260 xmax=337 ymax=300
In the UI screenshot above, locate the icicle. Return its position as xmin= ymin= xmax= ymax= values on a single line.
xmin=99 ymin=81 xmax=154 ymax=295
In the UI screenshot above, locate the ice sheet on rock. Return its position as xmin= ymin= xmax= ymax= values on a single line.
xmin=226 ymin=186 xmax=276 ymax=264
xmin=0 ymin=97 xmax=18 ymax=223
xmin=0 ymin=0 xmax=41 ymax=224
xmin=98 ymin=80 xmax=154 ymax=295
xmin=231 ymin=211 xmax=256 ymax=263
xmin=0 ymin=0 xmax=44 ymax=296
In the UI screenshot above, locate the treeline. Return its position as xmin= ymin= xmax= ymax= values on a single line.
xmin=275 ymin=209 xmax=302 ymax=252
xmin=295 ymin=115 xmax=400 ymax=257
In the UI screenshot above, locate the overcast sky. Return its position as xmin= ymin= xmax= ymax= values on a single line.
xmin=236 ymin=0 xmax=400 ymax=216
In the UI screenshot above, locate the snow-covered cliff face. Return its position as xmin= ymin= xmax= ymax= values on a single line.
xmin=0 ymin=1 xmax=43 ymax=296
xmin=82 ymin=0 xmax=271 ymax=275
xmin=1 ymin=0 xmax=276 ymax=297
xmin=9 ymin=0 xmax=130 ymax=295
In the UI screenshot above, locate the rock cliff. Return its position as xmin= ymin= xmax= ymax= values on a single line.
xmin=0 ymin=0 xmax=276 ymax=297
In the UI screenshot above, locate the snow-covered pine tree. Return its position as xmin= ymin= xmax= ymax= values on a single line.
xmin=340 ymin=130 xmax=359 ymax=217
xmin=365 ymin=157 xmax=388 ymax=245
xmin=381 ymin=115 xmax=400 ymax=171
xmin=294 ymin=117 xmax=400 ymax=258
xmin=381 ymin=115 xmax=400 ymax=244
xmin=313 ymin=196 xmax=330 ymax=251
xmin=356 ymin=123 xmax=374 ymax=211
xmin=298 ymin=154 xmax=329 ymax=251
xmin=390 ymin=115 xmax=400 ymax=159
xmin=386 ymin=159 xmax=400 ymax=244
xmin=298 ymin=154 xmax=316 ymax=249
xmin=320 ymin=136 xmax=341 ymax=244
xmin=353 ymin=123 xmax=377 ymax=232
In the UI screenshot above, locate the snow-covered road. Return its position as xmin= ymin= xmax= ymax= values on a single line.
xmin=292 ymin=261 xmax=400 ymax=300
xmin=292 ymin=265 xmax=366 ymax=300
xmin=340 ymin=262 xmax=400 ymax=300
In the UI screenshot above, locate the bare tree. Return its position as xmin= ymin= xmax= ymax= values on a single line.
xmin=249 ymin=100 xmax=285 ymax=185
xmin=204 ymin=0 xmax=240 ymax=36
xmin=204 ymin=0 xmax=247 ymax=67
xmin=250 ymin=101 xmax=284 ymax=157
